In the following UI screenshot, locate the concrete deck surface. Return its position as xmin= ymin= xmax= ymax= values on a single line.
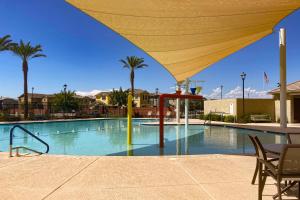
xmin=143 ymin=119 xmax=300 ymax=134
xmin=0 ymin=153 xmax=299 ymax=200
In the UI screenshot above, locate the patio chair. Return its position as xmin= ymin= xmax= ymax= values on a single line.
xmin=147 ymin=111 xmax=153 ymax=118
xmin=253 ymin=136 xmax=280 ymax=200
xmin=156 ymin=111 xmax=159 ymax=118
xmin=248 ymin=135 xmax=279 ymax=185
xmin=166 ymin=111 xmax=172 ymax=121
xmin=256 ymin=141 xmax=300 ymax=200
xmin=287 ymin=133 xmax=300 ymax=144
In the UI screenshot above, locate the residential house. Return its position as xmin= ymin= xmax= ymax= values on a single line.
xmin=95 ymin=89 xmax=152 ymax=108
xmin=133 ymin=89 xmax=151 ymax=107
xmin=95 ymin=92 xmax=111 ymax=105
xmin=19 ymin=93 xmax=56 ymax=109
xmin=0 ymin=97 xmax=18 ymax=110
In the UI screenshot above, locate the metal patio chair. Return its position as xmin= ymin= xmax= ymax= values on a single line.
xmin=287 ymin=133 xmax=300 ymax=144
xmin=147 ymin=111 xmax=153 ymax=118
xmin=256 ymin=141 xmax=300 ymax=200
xmin=248 ymin=135 xmax=280 ymax=185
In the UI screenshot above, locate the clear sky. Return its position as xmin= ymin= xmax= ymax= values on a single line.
xmin=0 ymin=0 xmax=299 ymax=98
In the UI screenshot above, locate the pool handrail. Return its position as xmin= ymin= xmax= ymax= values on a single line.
xmin=9 ymin=125 xmax=49 ymax=157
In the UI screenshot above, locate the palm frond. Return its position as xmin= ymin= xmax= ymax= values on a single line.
xmin=31 ymin=54 xmax=46 ymax=59
xmin=120 ymin=56 xmax=148 ymax=70
xmin=0 ymin=35 xmax=14 ymax=52
xmin=10 ymin=40 xmax=46 ymax=61
xmin=136 ymin=63 xmax=148 ymax=69
xmin=120 ymin=59 xmax=130 ymax=68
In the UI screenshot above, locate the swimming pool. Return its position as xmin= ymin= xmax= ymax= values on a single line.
xmin=0 ymin=119 xmax=286 ymax=156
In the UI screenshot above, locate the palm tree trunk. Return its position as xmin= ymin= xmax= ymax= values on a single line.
xmin=23 ymin=60 xmax=29 ymax=119
xmin=130 ymin=68 xmax=134 ymax=96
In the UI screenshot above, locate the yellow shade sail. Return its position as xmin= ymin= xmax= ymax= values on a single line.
xmin=66 ymin=0 xmax=300 ymax=82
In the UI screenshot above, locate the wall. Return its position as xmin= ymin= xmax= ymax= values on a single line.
xmin=204 ymin=98 xmax=275 ymax=121
xmin=236 ymin=99 xmax=275 ymax=120
xmin=204 ymin=99 xmax=237 ymax=115
xmin=275 ymin=98 xmax=293 ymax=123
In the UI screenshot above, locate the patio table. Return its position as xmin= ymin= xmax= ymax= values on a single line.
xmin=263 ymin=144 xmax=285 ymax=155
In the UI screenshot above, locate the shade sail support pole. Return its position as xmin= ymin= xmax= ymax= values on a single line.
xmin=127 ymin=92 xmax=133 ymax=145
xmin=279 ymin=28 xmax=287 ymax=131
xmin=176 ymin=83 xmax=181 ymax=124
xmin=185 ymin=78 xmax=189 ymax=132
xmin=159 ymin=95 xmax=164 ymax=148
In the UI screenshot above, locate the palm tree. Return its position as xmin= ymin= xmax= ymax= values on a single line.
xmin=0 ymin=35 xmax=14 ymax=52
xmin=10 ymin=41 xmax=46 ymax=119
xmin=120 ymin=56 xmax=148 ymax=96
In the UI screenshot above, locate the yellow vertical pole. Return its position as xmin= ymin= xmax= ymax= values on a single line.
xmin=127 ymin=92 xmax=133 ymax=145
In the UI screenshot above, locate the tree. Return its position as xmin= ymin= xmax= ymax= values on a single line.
xmin=109 ymin=87 xmax=128 ymax=106
xmin=10 ymin=41 xmax=46 ymax=119
xmin=0 ymin=35 xmax=14 ymax=52
xmin=120 ymin=56 xmax=148 ymax=96
xmin=52 ymin=90 xmax=79 ymax=113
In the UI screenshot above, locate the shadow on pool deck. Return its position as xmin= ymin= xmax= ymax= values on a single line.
xmin=107 ymin=133 xmax=251 ymax=156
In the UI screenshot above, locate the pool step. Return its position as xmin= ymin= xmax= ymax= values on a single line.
xmin=10 ymin=146 xmax=43 ymax=157
xmin=9 ymin=125 xmax=49 ymax=158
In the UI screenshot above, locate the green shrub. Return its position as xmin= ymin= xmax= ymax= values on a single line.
xmin=223 ymin=115 xmax=235 ymax=123
xmin=238 ymin=114 xmax=251 ymax=123
xmin=202 ymin=113 xmax=222 ymax=121
xmin=199 ymin=114 xmax=205 ymax=120
xmin=210 ymin=114 xmax=221 ymax=121
xmin=0 ymin=113 xmax=21 ymax=122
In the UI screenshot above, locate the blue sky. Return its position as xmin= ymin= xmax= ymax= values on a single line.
xmin=0 ymin=0 xmax=299 ymax=98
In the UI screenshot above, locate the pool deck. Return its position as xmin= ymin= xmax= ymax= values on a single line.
xmin=0 ymin=153 xmax=298 ymax=200
xmin=142 ymin=119 xmax=300 ymax=134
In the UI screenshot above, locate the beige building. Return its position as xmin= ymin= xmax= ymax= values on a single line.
xmin=19 ymin=93 xmax=54 ymax=106
xmin=204 ymin=80 xmax=300 ymax=123
xmin=133 ymin=89 xmax=151 ymax=108
xmin=204 ymin=98 xmax=275 ymax=121
xmin=95 ymin=92 xmax=111 ymax=105
xmin=95 ymin=89 xmax=152 ymax=108
xmin=269 ymin=80 xmax=300 ymax=123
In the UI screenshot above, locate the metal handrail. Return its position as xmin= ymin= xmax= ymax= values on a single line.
xmin=9 ymin=125 xmax=49 ymax=157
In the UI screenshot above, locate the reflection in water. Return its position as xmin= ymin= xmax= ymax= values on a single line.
xmin=185 ymin=124 xmax=189 ymax=154
xmin=0 ymin=119 xmax=286 ymax=156
xmin=176 ymin=125 xmax=181 ymax=155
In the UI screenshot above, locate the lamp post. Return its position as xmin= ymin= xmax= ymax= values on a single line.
xmin=31 ymin=87 xmax=34 ymax=114
xmin=31 ymin=87 xmax=34 ymax=102
xmin=63 ymin=84 xmax=67 ymax=114
xmin=155 ymin=88 xmax=159 ymax=107
xmin=240 ymin=72 xmax=246 ymax=115
xmin=220 ymin=85 xmax=223 ymax=99
xmin=63 ymin=84 xmax=67 ymax=99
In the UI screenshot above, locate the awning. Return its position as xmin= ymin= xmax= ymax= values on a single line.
xmin=66 ymin=0 xmax=300 ymax=82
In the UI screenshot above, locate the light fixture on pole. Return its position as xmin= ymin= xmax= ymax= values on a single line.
xmin=220 ymin=85 xmax=223 ymax=99
xmin=31 ymin=87 xmax=34 ymax=112
xmin=240 ymin=72 xmax=246 ymax=115
xmin=63 ymin=84 xmax=67 ymax=114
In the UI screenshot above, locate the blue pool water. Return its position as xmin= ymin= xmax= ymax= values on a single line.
xmin=0 ymin=119 xmax=286 ymax=156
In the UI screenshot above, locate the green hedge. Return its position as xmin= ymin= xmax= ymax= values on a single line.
xmin=199 ymin=113 xmax=235 ymax=123
xmin=0 ymin=113 xmax=21 ymax=122
xmin=223 ymin=115 xmax=235 ymax=123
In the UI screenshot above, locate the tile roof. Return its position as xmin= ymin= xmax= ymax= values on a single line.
xmin=269 ymin=80 xmax=300 ymax=94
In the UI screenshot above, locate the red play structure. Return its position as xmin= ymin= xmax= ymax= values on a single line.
xmin=159 ymin=93 xmax=203 ymax=148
